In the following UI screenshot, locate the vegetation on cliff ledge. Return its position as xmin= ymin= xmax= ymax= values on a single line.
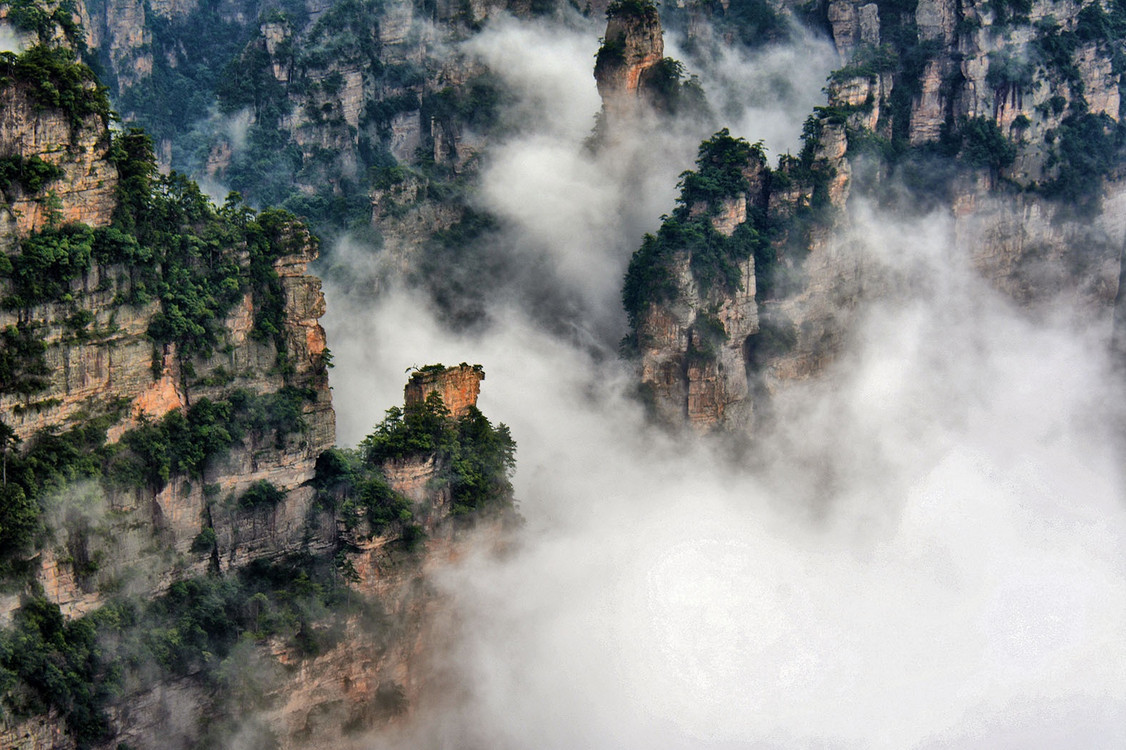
xmin=0 ymin=127 xmax=304 ymax=365
xmin=622 ymin=129 xmax=771 ymax=342
xmin=0 ymin=553 xmax=376 ymax=747
xmin=313 ymin=387 xmax=516 ymax=539
xmin=0 ymin=44 xmax=110 ymax=128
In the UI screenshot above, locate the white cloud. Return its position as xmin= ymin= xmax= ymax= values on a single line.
xmin=319 ymin=13 xmax=1126 ymax=749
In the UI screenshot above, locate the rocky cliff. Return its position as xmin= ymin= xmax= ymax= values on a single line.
xmin=0 ymin=59 xmax=337 ymax=607
xmin=0 ymin=4 xmax=526 ymax=747
xmin=403 ymin=363 xmax=484 ymax=419
xmin=625 ymin=0 xmax=1126 ymax=433
xmin=593 ymin=0 xmax=664 ymax=128
xmin=72 ymin=0 xmax=538 ymax=250
xmin=0 ymin=43 xmax=117 ymax=239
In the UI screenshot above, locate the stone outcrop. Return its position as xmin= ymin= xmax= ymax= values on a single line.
xmin=0 ymin=80 xmax=117 ymax=240
xmin=593 ymin=0 xmax=664 ymax=126
xmin=638 ymin=251 xmax=759 ymax=430
xmin=635 ymin=153 xmax=775 ymax=432
xmin=826 ymin=0 xmax=881 ymax=57
xmin=0 ymin=6 xmax=522 ymax=750
xmin=0 ymin=269 xmax=159 ymax=440
xmin=630 ymin=0 xmax=1126 ymax=433
xmin=403 ymin=363 xmax=484 ymax=419
xmin=955 ymin=183 xmax=1126 ymax=309
xmin=0 ymin=230 xmax=336 ymax=619
xmin=95 ymin=0 xmax=155 ymax=88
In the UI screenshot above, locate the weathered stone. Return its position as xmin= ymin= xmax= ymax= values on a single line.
xmin=858 ymin=3 xmax=880 ymax=45
xmin=0 ymin=83 xmax=117 ymax=239
xmin=909 ymin=59 xmax=947 ymax=145
xmin=593 ymin=3 xmax=665 ymax=134
xmin=827 ymin=0 xmax=861 ymax=58
xmin=915 ymin=0 xmax=955 ymax=43
xmin=404 ymin=363 xmax=484 ymax=419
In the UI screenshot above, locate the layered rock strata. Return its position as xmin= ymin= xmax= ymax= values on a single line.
xmin=403 ymin=363 xmax=484 ymax=419
xmin=593 ymin=0 xmax=665 ymax=128
xmin=0 ymin=66 xmax=117 ymax=240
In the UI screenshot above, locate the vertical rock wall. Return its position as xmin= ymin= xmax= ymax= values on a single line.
xmin=403 ymin=363 xmax=484 ymax=419
xmin=629 ymin=0 xmax=1126 ymax=433
xmin=0 ymin=80 xmax=117 ymax=240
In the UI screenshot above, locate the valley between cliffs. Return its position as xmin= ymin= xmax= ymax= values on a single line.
xmin=3 ymin=0 xmax=1126 ymax=746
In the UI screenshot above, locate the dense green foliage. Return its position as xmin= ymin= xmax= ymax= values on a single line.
xmin=109 ymin=0 xmax=266 ymax=149
xmin=0 ymin=385 xmax=309 ymax=577
xmin=107 ymin=388 xmax=311 ymax=490
xmin=3 ymin=224 xmax=99 ymax=309
xmin=987 ymin=0 xmax=1032 ymax=28
xmin=0 ymin=595 xmax=108 ymax=746
xmin=605 ymin=0 xmax=659 ymax=21
xmin=0 ymin=44 xmax=110 ymax=128
xmin=238 ymin=480 xmax=286 ymax=509
xmin=113 ymin=131 xmax=295 ymax=354
xmin=360 ymin=390 xmax=516 ymax=516
xmin=0 ymin=128 xmax=299 ymax=360
xmin=0 ymin=323 xmax=50 ymax=396
xmin=944 ymin=116 xmax=1018 ymax=173
xmin=640 ymin=57 xmax=709 ymax=118
xmin=0 ymin=154 xmax=63 ymax=196
xmin=0 ymin=417 xmax=113 ymax=575
xmin=109 ymin=0 xmax=430 ymax=241
xmin=448 ymin=404 xmax=518 ymax=514
xmin=313 ymin=449 xmax=414 ymax=540
xmin=1043 ymin=111 xmax=1121 ymax=214
xmin=315 ymin=382 xmax=518 ymax=533
xmin=0 ymin=554 xmax=375 ymax=746
xmin=622 ymin=129 xmax=771 ymax=336
xmin=111 ymin=400 xmax=238 ymax=488
xmin=0 ymin=0 xmax=85 ymax=46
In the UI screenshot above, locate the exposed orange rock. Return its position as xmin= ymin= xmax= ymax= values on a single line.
xmin=105 ymin=344 xmax=187 ymax=443
xmin=593 ymin=1 xmax=664 ymax=132
xmin=403 ymin=364 xmax=484 ymax=419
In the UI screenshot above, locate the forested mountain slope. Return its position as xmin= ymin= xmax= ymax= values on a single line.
xmin=0 ymin=6 xmax=517 ymax=746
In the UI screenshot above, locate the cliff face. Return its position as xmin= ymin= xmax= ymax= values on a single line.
xmin=0 ymin=66 xmax=117 ymax=240
xmin=0 ymin=7 xmax=525 ymax=749
xmin=0 ymin=0 xmax=331 ymax=645
xmin=0 ymin=218 xmax=336 ymax=626
xmin=636 ymin=160 xmax=768 ymax=430
xmin=593 ymin=1 xmax=664 ymax=127
xmin=403 ymin=363 xmax=484 ymax=420
xmin=75 ymin=0 xmax=530 ymax=251
xmin=627 ymin=0 xmax=1126 ymax=433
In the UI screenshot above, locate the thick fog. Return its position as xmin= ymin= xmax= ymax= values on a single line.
xmin=320 ymin=11 xmax=1126 ymax=750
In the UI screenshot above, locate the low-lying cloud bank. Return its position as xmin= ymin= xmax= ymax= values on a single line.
xmin=319 ymin=11 xmax=1126 ymax=749
xmin=337 ymin=207 xmax=1126 ymax=748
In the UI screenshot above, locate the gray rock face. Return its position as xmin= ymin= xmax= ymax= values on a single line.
xmin=632 ymin=0 xmax=1126 ymax=434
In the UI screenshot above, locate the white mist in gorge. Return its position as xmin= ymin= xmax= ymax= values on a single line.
xmin=318 ymin=12 xmax=1126 ymax=750
xmin=351 ymin=221 xmax=1126 ymax=748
